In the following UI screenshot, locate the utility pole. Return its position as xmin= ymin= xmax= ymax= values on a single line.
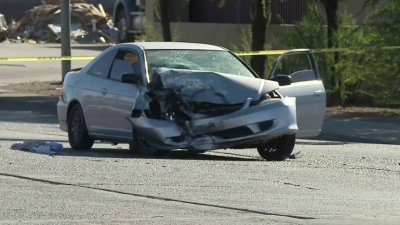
xmin=61 ymin=0 xmax=71 ymax=82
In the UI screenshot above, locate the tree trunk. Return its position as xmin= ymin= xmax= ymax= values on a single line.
xmin=321 ymin=0 xmax=340 ymax=104
xmin=323 ymin=0 xmax=339 ymax=62
xmin=159 ymin=0 xmax=172 ymax=41
xmin=250 ymin=0 xmax=267 ymax=78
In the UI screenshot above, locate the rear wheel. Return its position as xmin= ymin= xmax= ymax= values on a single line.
xmin=117 ymin=9 xmax=135 ymax=43
xmin=257 ymin=135 xmax=295 ymax=161
xmin=68 ymin=104 xmax=94 ymax=150
xmin=131 ymin=128 xmax=169 ymax=157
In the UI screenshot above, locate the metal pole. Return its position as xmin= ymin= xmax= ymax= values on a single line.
xmin=61 ymin=0 xmax=71 ymax=82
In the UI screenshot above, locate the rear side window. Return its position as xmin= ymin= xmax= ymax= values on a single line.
xmin=87 ymin=49 xmax=118 ymax=78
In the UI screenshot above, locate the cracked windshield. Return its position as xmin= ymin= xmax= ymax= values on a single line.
xmin=145 ymin=50 xmax=255 ymax=77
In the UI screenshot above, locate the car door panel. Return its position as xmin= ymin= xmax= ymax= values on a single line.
xmin=277 ymin=80 xmax=326 ymax=137
xmin=270 ymin=50 xmax=326 ymax=138
xmin=96 ymin=50 xmax=142 ymax=141
xmin=100 ymin=80 xmax=139 ymax=140
xmin=80 ymin=48 xmax=118 ymax=135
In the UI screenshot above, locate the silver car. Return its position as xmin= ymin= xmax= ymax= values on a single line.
xmin=57 ymin=42 xmax=326 ymax=160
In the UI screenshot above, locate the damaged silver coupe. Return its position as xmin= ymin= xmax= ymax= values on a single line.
xmin=57 ymin=42 xmax=326 ymax=160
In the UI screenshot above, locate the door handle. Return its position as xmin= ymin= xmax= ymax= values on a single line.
xmin=314 ymin=90 xmax=323 ymax=96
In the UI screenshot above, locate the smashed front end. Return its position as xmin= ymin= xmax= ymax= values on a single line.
xmin=129 ymin=68 xmax=298 ymax=151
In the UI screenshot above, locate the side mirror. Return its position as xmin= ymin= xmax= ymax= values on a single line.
xmin=121 ymin=73 xmax=142 ymax=84
xmin=270 ymin=75 xmax=292 ymax=86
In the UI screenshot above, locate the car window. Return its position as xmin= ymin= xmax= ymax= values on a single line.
xmin=109 ymin=51 xmax=141 ymax=81
xmin=272 ymin=52 xmax=316 ymax=82
xmin=87 ymin=49 xmax=117 ymax=78
xmin=145 ymin=50 xmax=255 ymax=78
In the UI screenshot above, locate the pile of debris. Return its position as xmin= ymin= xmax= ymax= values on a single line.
xmin=6 ymin=1 xmax=116 ymax=43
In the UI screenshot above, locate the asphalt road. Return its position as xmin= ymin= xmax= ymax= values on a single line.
xmin=1 ymin=43 xmax=400 ymax=224
xmin=0 ymin=101 xmax=400 ymax=225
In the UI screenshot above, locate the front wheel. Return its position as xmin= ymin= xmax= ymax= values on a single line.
xmin=257 ymin=135 xmax=295 ymax=161
xmin=68 ymin=104 xmax=94 ymax=150
xmin=131 ymin=128 xmax=169 ymax=157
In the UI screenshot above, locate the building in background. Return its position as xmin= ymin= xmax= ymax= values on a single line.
xmin=144 ymin=0 xmax=373 ymax=48
xmin=0 ymin=0 xmax=374 ymax=47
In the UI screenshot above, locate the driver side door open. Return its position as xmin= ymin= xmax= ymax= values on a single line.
xmin=270 ymin=50 xmax=326 ymax=138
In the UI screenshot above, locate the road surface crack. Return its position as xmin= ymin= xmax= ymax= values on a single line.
xmin=283 ymin=182 xmax=319 ymax=190
xmin=0 ymin=172 xmax=315 ymax=220
xmin=351 ymin=166 xmax=400 ymax=173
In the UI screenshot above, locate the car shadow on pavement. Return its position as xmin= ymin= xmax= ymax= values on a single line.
xmin=0 ymin=96 xmax=59 ymax=124
xmin=61 ymin=148 xmax=263 ymax=161
xmin=8 ymin=144 xmax=262 ymax=161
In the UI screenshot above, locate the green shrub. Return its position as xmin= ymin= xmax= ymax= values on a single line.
xmin=279 ymin=1 xmax=400 ymax=106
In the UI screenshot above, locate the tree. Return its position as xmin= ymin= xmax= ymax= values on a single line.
xmin=155 ymin=0 xmax=172 ymax=41
xmin=362 ymin=0 xmax=400 ymax=105
xmin=319 ymin=0 xmax=340 ymax=104
xmin=319 ymin=0 xmax=338 ymax=51
xmin=250 ymin=0 xmax=271 ymax=78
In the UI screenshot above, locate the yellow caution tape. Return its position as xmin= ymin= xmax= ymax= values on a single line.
xmin=1 ymin=45 xmax=400 ymax=62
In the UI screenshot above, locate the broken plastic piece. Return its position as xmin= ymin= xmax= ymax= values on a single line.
xmin=11 ymin=140 xmax=63 ymax=154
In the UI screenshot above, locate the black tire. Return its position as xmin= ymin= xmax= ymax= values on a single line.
xmin=131 ymin=128 xmax=169 ymax=157
xmin=68 ymin=104 xmax=94 ymax=150
xmin=187 ymin=148 xmax=206 ymax=155
xmin=257 ymin=135 xmax=295 ymax=161
xmin=117 ymin=9 xmax=135 ymax=43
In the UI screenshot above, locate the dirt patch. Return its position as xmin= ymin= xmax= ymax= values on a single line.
xmin=1 ymin=81 xmax=62 ymax=97
xmin=2 ymin=81 xmax=400 ymax=118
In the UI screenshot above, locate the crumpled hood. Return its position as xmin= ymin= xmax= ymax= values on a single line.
xmin=151 ymin=67 xmax=279 ymax=105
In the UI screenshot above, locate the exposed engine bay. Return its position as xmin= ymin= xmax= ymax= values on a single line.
xmin=130 ymin=68 xmax=297 ymax=151
xmin=145 ymin=67 xmax=280 ymax=118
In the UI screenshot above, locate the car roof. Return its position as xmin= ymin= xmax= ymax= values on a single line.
xmin=119 ymin=42 xmax=228 ymax=51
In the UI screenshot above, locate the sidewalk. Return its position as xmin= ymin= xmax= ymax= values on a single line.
xmin=315 ymin=117 xmax=400 ymax=145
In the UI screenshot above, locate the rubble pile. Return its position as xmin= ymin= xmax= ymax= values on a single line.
xmin=7 ymin=2 xmax=114 ymax=43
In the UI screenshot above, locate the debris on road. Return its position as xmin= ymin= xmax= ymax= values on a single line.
xmin=6 ymin=2 xmax=115 ymax=43
xmin=289 ymin=151 xmax=303 ymax=159
xmin=11 ymin=140 xmax=63 ymax=155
